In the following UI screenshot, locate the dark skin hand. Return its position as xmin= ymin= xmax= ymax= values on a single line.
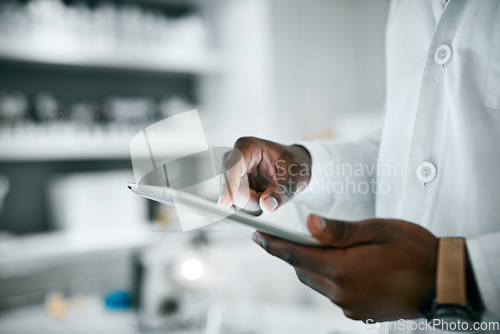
xmin=252 ymin=214 xmax=438 ymax=322
xmin=217 ymin=137 xmax=311 ymax=215
xmin=219 ymin=137 xmax=439 ymax=322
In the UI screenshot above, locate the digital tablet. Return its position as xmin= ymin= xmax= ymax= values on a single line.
xmin=127 ymin=183 xmax=321 ymax=247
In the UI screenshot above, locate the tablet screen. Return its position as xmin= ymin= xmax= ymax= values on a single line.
xmin=127 ymin=183 xmax=321 ymax=247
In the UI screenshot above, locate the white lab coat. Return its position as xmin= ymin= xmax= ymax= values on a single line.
xmin=295 ymin=0 xmax=500 ymax=332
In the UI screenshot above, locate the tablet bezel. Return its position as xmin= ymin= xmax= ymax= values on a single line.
xmin=127 ymin=183 xmax=321 ymax=247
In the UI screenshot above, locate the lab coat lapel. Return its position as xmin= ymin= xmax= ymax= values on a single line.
xmin=430 ymin=0 xmax=448 ymax=23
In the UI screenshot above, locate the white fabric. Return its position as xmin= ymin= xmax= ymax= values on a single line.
xmin=295 ymin=0 xmax=500 ymax=332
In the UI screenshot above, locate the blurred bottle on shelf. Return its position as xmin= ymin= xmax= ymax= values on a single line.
xmin=0 ymin=0 xmax=210 ymax=56
xmin=0 ymin=91 xmax=29 ymax=123
xmin=0 ymin=89 xmax=196 ymax=160
xmin=0 ymin=174 xmax=9 ymax=214
xmin=34 ymin=91 xmax=60 ymax=121
xmin=158 ymin=95 xmax=195 ymax=119
xmin=0 ymin=90 xmax=195 ymax=127
xmin=103 ymin=96 xmax=156 ymax=125
xmin=68 ymin=101 xmax=98 ymax=125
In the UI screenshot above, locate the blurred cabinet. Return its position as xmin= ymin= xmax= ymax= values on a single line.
xmin=0 ymin=0 xmax=276 ymax=234
xmin=0 ymin=0 xmax=220 ymax=162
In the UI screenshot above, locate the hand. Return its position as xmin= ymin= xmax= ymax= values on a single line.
xmin=252 ymin=214 xmax=438 ymax=322
xmin=218 ymin=137 xmax=311 ymax=215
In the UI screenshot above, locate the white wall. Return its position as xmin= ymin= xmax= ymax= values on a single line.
xmin=198 ymin=0 xmax=277 ymax=147
xmin=272 ymin=0 xmax=389 ymax=141
xmin=199 ymin=0 xmax=389 ymax=145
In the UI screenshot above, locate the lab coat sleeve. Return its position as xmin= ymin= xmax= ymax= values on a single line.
xmin=292 ymin=128 xmax=381 ymax=220
xmin=467 ymin=234 xmax=500 ymax=318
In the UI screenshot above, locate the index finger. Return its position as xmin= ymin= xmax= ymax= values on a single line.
xmin=217 ymin=148 xmax=245 ymax=207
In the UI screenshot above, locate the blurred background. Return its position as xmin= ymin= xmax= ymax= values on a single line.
xmin=0 ymin=0 xmax=388 ymax=333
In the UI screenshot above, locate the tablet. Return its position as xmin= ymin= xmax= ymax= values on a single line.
xmin=127 ymin=183 xmax=321 ymax=247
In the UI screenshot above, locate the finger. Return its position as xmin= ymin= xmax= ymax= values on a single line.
xmin=236 ymin=206 xmax=263 ymax=216
xmin=260 ymin=183 xmax=291 ymax=213
xmin=218 ymin=148 xmax=246 ymax=208
xmin=251 ymin=232 xmax=333 ymax=276
xmin=307 ymin=214 xmax=383 ymax=248
xmin=294 ymin=269 xmax=352 ymax=310
xmin=218 ymin=138 xmax=266 ymax=209
xmin=233 ymin=186 xmax=262 ymax=215
xmin=259 ymin=160 xmax=308 ymax=212
xmin=294 ymin=268 xmax=335 ymax=298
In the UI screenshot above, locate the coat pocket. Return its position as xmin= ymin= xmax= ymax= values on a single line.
xmin=484 ymin=8 xmax=500 ymax=110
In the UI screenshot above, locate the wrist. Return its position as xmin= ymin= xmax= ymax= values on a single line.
xmin=289 ymin=144 xmax=312 ymax=186
xmin=422 ymin=238 xmax=484 ymax=327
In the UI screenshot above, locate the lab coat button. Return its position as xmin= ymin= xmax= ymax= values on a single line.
xmin=416 ymin=162 xmax=437 ymax=183
xmin=434 ymin=44 xmax=453 ymax=66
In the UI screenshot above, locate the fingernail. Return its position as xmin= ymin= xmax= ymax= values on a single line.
xmin=312 ymin=215 xmax=326 ymax=231
xmin=263 ymin=196 xmax=278 ymax=212
xmin=251 ymin=232 xmax=262 ymax=246
xmin=217 ymin=196 xmax=230 ymax=208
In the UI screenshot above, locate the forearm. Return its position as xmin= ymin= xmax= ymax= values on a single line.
xmin=293 ymin=129 xmax=381 ymax=220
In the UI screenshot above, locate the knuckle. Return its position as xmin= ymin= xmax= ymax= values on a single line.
xmin=294 ymin=269 xmax=308 ymax=284
xmin=222 ymin=157 xmax=244 ymax=179
xmin=275 ymin=183 xmax=292 ymax=201
xmin=328 ymin=220 xmax=357 ymax=243
xmin=330 ymin=289 xmax=349 ymax=308
xmin=281 ymin=149 xmax=296 ymax=164
xmin=234 ymin=136 xmax=255 ymax=149
xmin=332 ymin=221 xmax=348 ymax=242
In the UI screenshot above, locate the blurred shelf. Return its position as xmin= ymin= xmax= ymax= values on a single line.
xmin=109 ymin=0 xmax=219 ymax=6
xmin=0 ymin=225 xmax=158 ymax=278
xmin=0 ymin=141 xmax=132 ymax=161
xmin=0 ymin=41 xmax=224 ymax=76
xmin=137 ymin=0 xmax=211 ymax=5
xmin=0 ymin=126 xmax=210 ymax=162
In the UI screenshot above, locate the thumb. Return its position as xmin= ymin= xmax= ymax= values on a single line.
xmin=259 ymin=182 xmax=292 ymax=213
xmin=259 ymin=171 xmax=309 ymax=213
xmin=307 ymin=214 xmax=380 ymax=247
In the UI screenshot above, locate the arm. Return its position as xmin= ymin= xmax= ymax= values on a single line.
xmin=293 ymin=128 xmax=381 ymax=220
